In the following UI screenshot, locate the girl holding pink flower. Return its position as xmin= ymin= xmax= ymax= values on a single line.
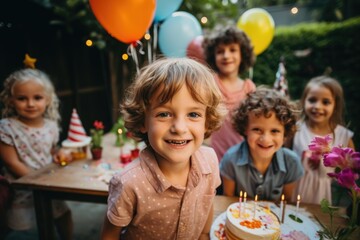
xmin=288 ymin=76 xmax=355 ymax=204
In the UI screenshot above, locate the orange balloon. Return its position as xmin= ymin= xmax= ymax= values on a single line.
xmin=90 ymin=0 xmax=156 ymax=44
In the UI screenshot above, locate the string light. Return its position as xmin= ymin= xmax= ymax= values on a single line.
xmin=201 ymin=17 xmax=208 ymax=24
xmin=85 ymin=39 xmax=93 ymax=47
xmin=122 ymin=54 xmax=129 ymax=61
xmin=291 ymin=7 xmax=299 ymax=15
xmin=144 ymin=33 xmax=151 ymax=40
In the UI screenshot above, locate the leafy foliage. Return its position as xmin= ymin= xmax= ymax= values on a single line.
xmin=180 ymin=0 xmax=238 ymax=29
xmin=31 ymin=0 xmax=239 ymax=50
xmin=254 ymin=17 xmax=360 ymax=147
xmin=90 ymin=120 xmax=104 ymax=149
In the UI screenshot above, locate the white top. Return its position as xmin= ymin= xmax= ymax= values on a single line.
xmin=292 ymin=121 xmax=354 ymax=204
xmin=0 ymin=118 xmax=59 ymax=172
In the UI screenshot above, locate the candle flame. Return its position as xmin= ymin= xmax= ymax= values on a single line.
xmin=244 ymin=192 xmax=247 ymax=198
xmin=240 ymin=191 xmax=243 ymax=197
xmin=297 ymin=194 xmax=301 ymax=201
xmin=255 ymin=195 xmax=258 ymax=201
xmin=118 ymin=128 xmax=123 ymax=134
xmin=281 ymin=194 xmax=285 ymax=201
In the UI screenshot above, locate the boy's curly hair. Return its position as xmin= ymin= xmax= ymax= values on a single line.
xmin=121 ymin=58 xmax=227 ymax=145
xmin=232 ymin=87 xmax=298 ymax=139
xmin=203 ymin=25 xmax=256 ymax=74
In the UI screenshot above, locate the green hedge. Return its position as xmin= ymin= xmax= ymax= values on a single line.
xmin=251 ymin=17 xmax=360 ymax=148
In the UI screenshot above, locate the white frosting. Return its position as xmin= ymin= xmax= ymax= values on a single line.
xmin=211 ymin=202 xmax=321 ymax=240
xmin=280 ymin=209 xmax=316 ymax=240
xmin=225 ymin=202 xmax=280 ymax=240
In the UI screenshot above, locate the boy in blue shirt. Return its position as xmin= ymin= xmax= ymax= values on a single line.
xmin=220 ymin=88 xmax=304 ymax=201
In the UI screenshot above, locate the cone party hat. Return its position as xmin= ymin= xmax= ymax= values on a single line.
xmin=62 ymin=109 xmax=91 ymax=148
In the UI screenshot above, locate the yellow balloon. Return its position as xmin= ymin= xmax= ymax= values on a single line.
xmin=237 ymin=8 xmax=275 ymax=55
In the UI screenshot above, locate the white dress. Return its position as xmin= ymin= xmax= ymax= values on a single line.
xmin=0 ymin=118 xmax=68 ymax=230
xmin=292 ymin=121 xmax=354 ymax=204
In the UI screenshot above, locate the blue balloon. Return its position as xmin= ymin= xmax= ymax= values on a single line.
xmin=154 ymin=0 xmax=183 ymax=23
xmin=159 ymin=11 xmax=202 ymax=58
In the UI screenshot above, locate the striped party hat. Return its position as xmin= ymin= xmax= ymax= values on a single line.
xmin=62 ymin=109 xmax=91 ymax=148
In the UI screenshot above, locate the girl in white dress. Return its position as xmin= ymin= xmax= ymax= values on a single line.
xmin=289 ymin=76 xmax=354 ymax=204
xmin=0 ymin=68 xmax=73 ymax=239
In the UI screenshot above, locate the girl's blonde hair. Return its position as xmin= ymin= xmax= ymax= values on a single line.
xmin=121 ymin=57 xmax=227 ymax=144
xmin=300 ymin=75 xmax=345 ymax=131
xmin=0 ymin=68 xmax=60 ymax=123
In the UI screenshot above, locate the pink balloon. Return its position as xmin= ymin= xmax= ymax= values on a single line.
xmin=186 ymin=35 xmax=205 ymax=64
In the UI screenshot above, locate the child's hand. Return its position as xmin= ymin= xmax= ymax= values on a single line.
xmin=302 ymin=150 xmax=320 ymax=170
xmin=53 ymin=148 xmax=73 ymax=166
xmin=308 ymin=158 xmax=320 ymax=170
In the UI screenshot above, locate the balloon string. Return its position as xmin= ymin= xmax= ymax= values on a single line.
xmin=249 ymin=67 xmax=253 ymax=80
xmin=127 ymin=41 xmax=146 ymax=74
xmin=147 ymin=31 xmax=152 ymax=64
xmin=136 ymin=40 xmax=145 ymax=55
xmin=128 ymin=44 xmax=140 ymax=74
xmin=153 ymin=23 xmax=158 ymax=61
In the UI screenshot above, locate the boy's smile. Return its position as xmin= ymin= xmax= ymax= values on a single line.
xmin=245 ymin=112 xmax=285 ymax=163
xmin=141 ymin=84 xmax=207 ymax=168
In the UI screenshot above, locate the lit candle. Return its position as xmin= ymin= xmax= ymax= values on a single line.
xmin=282 ymin=199 xmax=287 ymax=224
xmin=253 ymin=195 xmax=258 ymax=219
xmin=116 ymin=128 xmax=124 ymax=147
xmin=239 ymin=191 xmax=243 ymax=214
xmin=295 ymin=194 xmax=301 ymax=220
xmin=280 ymin=194 xmax=285 ymax=223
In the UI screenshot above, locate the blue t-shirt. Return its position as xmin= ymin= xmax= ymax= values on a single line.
xmin=220 ymin=141 xmax=304 ymax=201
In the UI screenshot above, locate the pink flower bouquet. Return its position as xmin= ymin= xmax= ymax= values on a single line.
xmin=308 ymin=135 xmax=360 ymax=239
xmin=308 ymin=135 xmax=333 ymax=167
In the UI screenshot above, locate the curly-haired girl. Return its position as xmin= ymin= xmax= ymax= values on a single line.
xmin=203 ymin=25 xmax=256 ymax=163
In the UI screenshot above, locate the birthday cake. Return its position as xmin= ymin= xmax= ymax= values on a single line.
xmin=225 ymin=202 xmax=281 ymax=240
xmin=212 ymin=202 xmax=320 ymax=240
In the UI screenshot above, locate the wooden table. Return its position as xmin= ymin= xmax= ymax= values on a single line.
xmin=12 ymin=134 xmax=356 ymax=239
xmin=11 ymin=133 xmax=126 ymax=240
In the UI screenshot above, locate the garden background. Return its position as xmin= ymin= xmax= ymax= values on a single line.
xmin=1 ymin=0 xmax=359 ymax=147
